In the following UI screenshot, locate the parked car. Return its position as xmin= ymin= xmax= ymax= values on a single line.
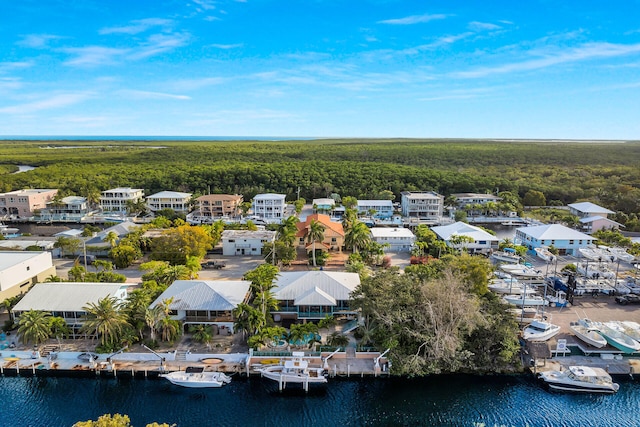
xmin=615 ymin=294 xmax=640 ymax=305
xmin=201 ymin=260 xmax=226 ymax=269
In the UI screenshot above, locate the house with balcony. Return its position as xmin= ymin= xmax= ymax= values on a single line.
xmin=146 ymin=191 xmax=192 ymax=214
xmin=515 ymin=224 xmax=595 ymax=256
xmin=150 ymin=280 xmax=251 ymax=333
xmin=296 ymin=214 xmax=344 ymax=252
xmin=12 ymin=282 xmax=128 ymax=337
xmin=0 ymin=251 xmax=56 ymax=301
xmin=400 ymin=191 xmax=444 ymax=223
xmin=568 ymin=202 xmax=614 ymax=219
xmin=0 ymin=189 xmax=58 ymax=218
xmin=188 ymin=194 xmax=243 ymax=223
xmin=99 ymin=188 xmax=144 ymax=213
xmin=451 ymin=193 xmax=502 ymax=209
xmin=370 ymin=227 xmax=415 ymax=252
xmin=357 ymin=200 xmax=394 ymax=219
xmin=579 ymin=216 xmax=624 ymax=234
xmin=38 ymin=196 xmax=89 ymax=222
xmin=430 ymin=221 xmax=499 ymax=254
xmin=251 ymin=193 xmax=286 ymax=224
xmin=271 ymin=271 xmax=360 ymax=322
xmin=221 ymin=229 xmax=277 ymax=256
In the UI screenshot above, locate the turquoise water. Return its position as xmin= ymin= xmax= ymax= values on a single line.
xmin=1 ymin=374 xmax=639 ymax=426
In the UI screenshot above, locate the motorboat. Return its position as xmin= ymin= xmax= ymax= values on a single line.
xmin=604 ymin=321 xmax=640 ymax=342
xmin=534 ymin=247 xmax=556 ymax=263
xmin=568 ymin=319 xmax=607 ymax=348
xmin=490 ymin=250 xmax=521 ymax=264
xmin=488 ymin=278 xmax=534 ymax=295
xmin=258 ymin=352 xmax=327 ymax=391
xmin=0 ymin=223 xmax=20 ymax=235
xmin=538 ymin=365 xmax=619 ymax=394
xmin=523 ymin=319 xmax=561 ymax=342
xmin=503 ymin=294 xmax=546 ymax=307
xmin=594 ymin=322 xmax=640 ymax=354
xmin=579 ymin=247 xmax=616 ymax=263
xmin=509 ymin=307 xmax=539 ymax=324
xmin=159 ymin=370 xmax=232 ymax=388
xmin=576 ymin=262 xmax=616 ymax=279
xmin=606 ymin=246 xmax=635 ymax=263
xmin=499 ymin=264 xmax=543 ymax=279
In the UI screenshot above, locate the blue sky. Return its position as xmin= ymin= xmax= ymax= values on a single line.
xmin=1 ymin=0 xmax=640 ymax=139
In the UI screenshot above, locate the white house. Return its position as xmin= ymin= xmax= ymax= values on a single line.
xmin=221 ymin=229 xmax=277 ymax=256
xmin=151 ymin=280 xmax=251 ymax=333
xmin=272 ymin=271 xmax=360 ymax=321
xmin=38 ymin=196 xmax=90 ymax=222
xmin=146 ymin=191 xmax=192 ymax=214
xmin=12 ymin=282 xmax=128 ymax=337
xmin=451 ymin=193 xmax=502 ymax=208
xmin=370 ymin=227 xmax=415 ymax=252
xmin=568 ymin=202 xmax=614 ymax=219
xmin=430 ymin=222 xmax=499 ymax=254
xmin=515 ymin=224 xmax=595 ymax=255
xmin=0 ymin=251 xmax=56 ymax=301
xmin=99 ymin=187 xmax=144 ymax=213
xmin=312 ymin=198 xmax=336 ymax=213
xmin=251 ymin=193 xmax=286 ymax=224
xmin=400 ymin=191 xmax=444 ymax=222
xmin=357 ymin=200 xmax=394 ymax=219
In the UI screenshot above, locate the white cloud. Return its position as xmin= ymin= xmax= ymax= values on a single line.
xmin=378 ymin=13 xmax=448 ymax=25
xmin=100 ymin=18 xmax=174 ymax=35
xmin=0 ymin=77 xmax=23 ymax=91
xmin=171 ymin=77 xmax=226 ymax=91
xmin=62 ymin=46 xmax=128 ymax=66
xmin=18 ymin=34 xmax=62 ymax=48
xmin=0 ymin=61 xmax=33 ymax=73
xmin=129 ymin=33 xmax=191 ymax=59
xmin=119 ymin=90 xmax=191 ymax=100
xmin=0 ymin=92 xmax=91 ymax=114
xmin=192 ymin=0 xmax=217 ymax=11
xmin=208 ymin=43 xmax=243 ymax=49
xmin=453 ymin=42 xmax=640 ymax=78
xmin=468 ymin=21 xmax=501 ymax=31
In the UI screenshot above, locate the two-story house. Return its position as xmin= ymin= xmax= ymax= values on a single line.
xmin=296 ymin=214 xmax=344 ymax=252
xmin=190 ymin=194 xmax=243 ymax=223
xmin=146 ymin=191 xmax=192 ymax=214
xmin=99 ymin=188 xmax=144 ymax=213
xmin=251 ymin=193 xmax=286 ymax=224
xmin=400 ymin=191 xmax=444 ymax=222
xmin=0 ymin=189 xmax=58 ymax=218
xmin=38 ymin=196 xmax=89 ymax=222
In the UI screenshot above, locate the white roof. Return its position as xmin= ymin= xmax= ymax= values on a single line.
xmin=53 ymin=229 xmax=84 ymax=237
xmin=579 ymin=216 xmax=623 ymax=227
xmin=0 ymin=240 xmax=55 ymax=250
xmin=370 ymin=227 xmax=415 ymax=238
xmin=13 ymin=282 xmax=127 ymax=312
xmin=147 ymin=191 xmax=192 ymax=199
xmin=312 ymin=198 xmax=335 ymax=206
xmin=253 ymin=193 xmax=286 ymax=200
xmin=516 ymin=224 xmax=594 ymax=241
xmin=431 ymin=222 xmax=499 ymax=242
xmin=0 ymin=251 xmax=51 ymax=270
xmin=87 ymin=221 xmax=138 ymax=244
xmin=61 ymin=196 xmax=86 ymax=204
xmin=221 ymin=230 xmax=276 ymax=240
xmin=103 ymin=187 xmax=143 ymax=193
xmin=568 ymin=202 xmax=614 ymax=214
xmin=273 ymin=271 xmax=360 ymax=305
xmin=151 ymin=280 xmax=251 ymax=311
xmin=357 ymin=200 xmax=393 ymax=207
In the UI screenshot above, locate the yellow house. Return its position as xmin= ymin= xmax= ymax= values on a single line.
xmin=296 ymin=214 xmax=344 ymax=252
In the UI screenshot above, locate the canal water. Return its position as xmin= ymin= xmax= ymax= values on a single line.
xmin=1 ymin=374 xmax=639 ymax=426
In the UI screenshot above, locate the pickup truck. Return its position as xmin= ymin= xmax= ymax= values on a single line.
xmin=201 ymin=260 xmax=226 ymax=269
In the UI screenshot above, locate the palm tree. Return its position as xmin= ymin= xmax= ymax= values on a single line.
xmin=103 ymin=231 xmax=119 ymax=248
xmin=327 ymin=331 xmax=350 ymax=348
xmin=190 ymin=325 xmax=213 ymax=345
xmin=144 ymin=306 xmax=164 ymax=342
xmin=17 ymin=310 xmax=52 ymax=346
xmin=81 ymin=296 xmax=128 ymax=347
xmin=346 ymin=221 xmax=371 ymax=254
xmin=307 ymin=219 xmax=325 ymax=267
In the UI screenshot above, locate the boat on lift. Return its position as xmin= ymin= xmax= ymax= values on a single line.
xmin=534 ymin=247 xmax=556 ymax=263
xmin=258 ymin=352 xmax=328 ymax=391
xmin=523 ymin=319 xmax=561 ymax=342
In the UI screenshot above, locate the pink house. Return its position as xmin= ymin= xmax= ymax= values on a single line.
xmin=0 ymin=189 xmax=58 ymax=218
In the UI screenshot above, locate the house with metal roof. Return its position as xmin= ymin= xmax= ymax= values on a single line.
xmin=251 ymin=193 xmax=287 ymax=224
xmin=579 ymin=216 xmax=624 ymax=234
xmin=150 ymin=280 xmax=251 ymax=333
xmin=271 ymin=271 xmax=360 ymax=322
xmin=357 ymin=200 xmax=394 ymax=219
xmin=146 ymin=191 xmax=192 ymax=214
xmin=369 ymin=227 xmax=415 ymax=252
xmin=221 ymin=229 xmax=276 ymax=256
xmin=568 ymin=202 xmax=614 ymax=219
xmin=0 ymin=251 xmax=56 ymax=301
xmin=12 ymin=282 xmax=128 ymax=337
xmin=515 ymin=224 xmax=595 ymax=255
xmin=430 ymin=221 xmax=499 ymax=254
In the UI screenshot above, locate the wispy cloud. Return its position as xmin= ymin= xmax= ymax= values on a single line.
xmin=129 ymin=33 xmax=191 ymax=59
xmin=453 ymin=42 xmax=640 ymax=78
xmin=100 ymin=18 xmax=174 ymax=35
xmin=119 ymin=90 xmax=191 ymax=100
xmin=419 ymin=87 xmax=501 ymax=101
xmin=378 ymin=13 xmax=448 ymax=25
xmin=192 ymin=0 xmax=217 ymax=11
xmin=171 ymin=77 xmax=226 ymax=91
xmin=62 ymin=46 xmax=128 ymax=67
xmin=187 ymin=109 xmax=298 ymax=125
xmin=208 ymin=43 xmax=243 ymax=49
xmin=0 ymin=77 xmax=23 ymax=92
xmin=0 ymin=92 xmax=91 ymax=114
xmin=18 ymin=34 xmax=62 ymax=48
xmin=0 ymin=61 xmax=33 ymax=73
xmin=468 ymin=21 xmax=502 ymax=31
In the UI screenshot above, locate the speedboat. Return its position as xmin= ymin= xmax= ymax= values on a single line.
xmin=523 ymin=320 xmax=561 ymax=342
xmin=576 ymin=262 xmax=616 ymax=279
xmin=568 ymin=319 xmax=607 ymax=348
xmin=491 ymin=251 xmax=521 ymax=264
xmin=538 ymin=365 xmax=619 ymax=394
xmin=500 ymin=264 xmax=543 ymax=279
xmin=534 ymin=247 xmax=556 ymax=263
xmin=488 ymin=278 xmax=533 ymax=295
xmin=604 ymin=321 xmax=640 ymax=342
xmin=503 ymin=294 xmax=546 ymax=307
xmin=258 ymin=352 xmax=327 ymax=391
xmin=579 ymin=247 xmax=616 ymax=263
xmin=595 ymin=322 xmax=640 ymax=354
xmin=606 ymin=246 xmax=635 ymax=263
xmin=159 ymin=371 xmax=232 ymax=388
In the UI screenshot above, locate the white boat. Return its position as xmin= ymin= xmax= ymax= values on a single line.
xmin=604 ymin=321 xmax=640 ymax=342
xmin=534 ymin=247 xmax=556 ymax=263
xmin=491 ymin=250 xmax=521 ymax=264
xmin=259 ymin=352 xmax=327 ymax=391
xmin=500 ymin=264 xmax=543 ymax=279
xmin=576 ymin=262 xmax=616 ymax=279
xmin=568 ymin=319 xmax=607 ymax=348
xmin=579 ymin=247 xmax=616 ymax=263
xmin=503 ymin=294 xmax=546 ymax=307
xmin=595 ymin=322 xmax=640 ymax=354
xmin=509 ymin=307 xmax=540 ymax=324
xmin=0 ymin=223 xmax=20 ymax=235
xmin=159 ymin=370 xmax=232 ymax=388
xmin=538 ymin=365 xmax=619 ymax=394
xmin=606 ymin=247 xmax=635 ymax=263
xmin=488 ymin=278 xmax=534 ymax=295
xmin=523 ymin=319 xmax=561 ymax=342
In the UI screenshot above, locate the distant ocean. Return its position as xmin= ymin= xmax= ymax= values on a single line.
xmin=0 ymin=135 xmax=320 ymax=141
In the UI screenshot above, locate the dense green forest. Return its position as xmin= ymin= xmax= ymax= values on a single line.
xmin=0 ymin=139 xmax=638 ymax=213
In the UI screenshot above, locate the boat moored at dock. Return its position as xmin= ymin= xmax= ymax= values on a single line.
xmin=159 ymin=370 xmax=232 ymax=388
xmin=258 ymin=352 xmax=327 ymax=391
xmin=538 ymin=365 xmax=620 ymax=394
